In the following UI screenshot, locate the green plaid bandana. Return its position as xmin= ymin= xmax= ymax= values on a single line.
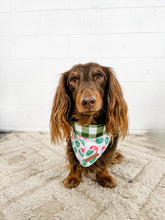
xmin=71 ymin=122 xmax=106 ymax=139
xmin=71 ymin=122 xmax=111 ymax=167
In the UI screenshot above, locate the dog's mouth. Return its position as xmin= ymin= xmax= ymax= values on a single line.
xmin=77 ymin=106 xmax=102 ymax=115
xmin=80 ymin=110 xmax=95 ymax=116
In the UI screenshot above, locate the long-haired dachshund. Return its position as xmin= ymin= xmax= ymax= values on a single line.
xmin=50 ymin=62 xmax=128 ymax=188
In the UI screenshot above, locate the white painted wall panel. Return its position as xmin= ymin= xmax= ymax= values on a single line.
xmin=7 ymin=0 xmax=165 ymax=11
xmin=15 ymin=0 xmax=70 ymax=11
xmin=69 ymin=34 xmax=165 ymax=58
xmin=129 ymin=107 xmax=165 ymax=131
xmin=0 ymin=36 xmax=68 ymax=59
xmin=0 ymin=59 xmax=165 ymax=82
xmin=0 ymin=8 xmax=165 ymax=35
xmin=122 ymin=83 xmax=165 ymax=107
xmin=0 ymin=0 xmax=16 ymax=12
xmin=69 ymin=0 xmax=165 ymax=9
xmin=0 ymin=83 xmax=56 ymax=105
xmin=1 ymin=0 xmax=165 ymax=12
xmin=0 ymin=106 xmax=47 ymax=130
xmin=0 ymin=1 xmax=165 ymax=134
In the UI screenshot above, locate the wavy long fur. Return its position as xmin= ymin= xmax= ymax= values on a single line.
xmin=50 ymin=72 xmax=71 ymax=144
xmin=104 ymin=67 xmax=128 ymax=139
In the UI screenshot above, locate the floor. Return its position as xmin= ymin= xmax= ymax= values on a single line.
xmin=0 ymin=132 xmax=165 ymax=220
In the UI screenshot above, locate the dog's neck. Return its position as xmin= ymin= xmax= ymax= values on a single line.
xmin=71 ymin=108 xmax=104 ymax=126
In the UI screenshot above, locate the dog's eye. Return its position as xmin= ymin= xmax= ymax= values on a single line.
xmin=71 ymin=78 xmax=77 ymax=82
xmin=95 ymin=73 xmax=103 ymax=80
xmin=70 ymin=77 xmax=79 ymax=85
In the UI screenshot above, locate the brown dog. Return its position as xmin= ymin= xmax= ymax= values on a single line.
xmin=50 ymin=62 xmax=128 ymax=188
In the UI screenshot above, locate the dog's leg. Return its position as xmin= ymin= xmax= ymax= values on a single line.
xmin=62 ymin=164 xmax=82 ymax=188
xmin=96 ymin=169 xmax=117 ymax=188
xmin=95 ymin=135 xmax=118 ymax=187
xmin=111 ymin=150 xmax=124 ymax=164
xmin=62 ymin=139 xmax=82 ymax=188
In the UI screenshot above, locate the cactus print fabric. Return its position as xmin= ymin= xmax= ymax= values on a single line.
xmin=71 ymin=122 xmax=111 ymax=167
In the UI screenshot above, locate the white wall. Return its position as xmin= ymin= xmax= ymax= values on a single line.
xmin=0 ymin=0 xmax=165 ymax=133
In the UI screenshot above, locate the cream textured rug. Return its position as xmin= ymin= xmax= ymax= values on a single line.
xmin=0 ymin=132 xmax=165 ymax=220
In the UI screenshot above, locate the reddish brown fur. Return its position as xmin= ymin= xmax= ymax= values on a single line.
xmin=50 ymin=62 xmax=128 ymax=188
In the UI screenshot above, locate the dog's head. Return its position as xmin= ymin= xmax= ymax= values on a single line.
xmin=50 ymin=62 xmax=128 ymax=144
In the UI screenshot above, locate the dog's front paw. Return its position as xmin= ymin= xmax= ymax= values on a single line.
xmin=62 ymin=176 xmax=80 ymax=188
xmin=96 ymin=171 xmax=117 ymax=188
xmin=113 ymin=150 xmax=124 ymax=164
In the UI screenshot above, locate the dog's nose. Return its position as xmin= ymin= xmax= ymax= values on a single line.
xmin=81 ymin=96 xmax=96 ymax=109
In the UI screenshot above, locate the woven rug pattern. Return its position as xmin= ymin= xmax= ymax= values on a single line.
xmin=0 ymin=132 xmax=165 ymax=220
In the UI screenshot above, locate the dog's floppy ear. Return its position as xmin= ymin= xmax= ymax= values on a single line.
xmin=104 ymin=67 xmax=128 ymax=139
xmin=50 ymin=71 xmax=71 ymax=144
